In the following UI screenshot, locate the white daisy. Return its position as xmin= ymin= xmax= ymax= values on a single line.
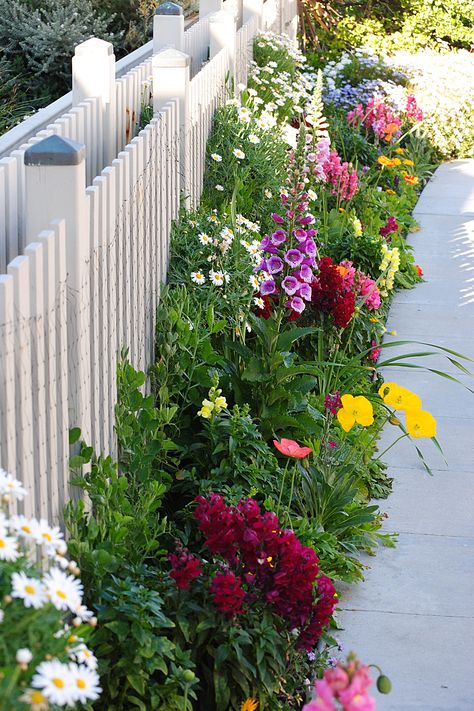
xmin=11 ymin=571 xmax=47 ymax=609
xmin=34 ymin=520 xmax=64 ymax=552
xmin=233 ymin=148 xmax=245 ymax=160
xmin=211 ymin=153 xmax=222 ymax=162
xmin=191 ymin=271 xmax=205 ymax=285
xmin=307 ymin=189 xmax=317 ymax=201
xmin=198 ymin=232 xmax=212 ymax=245
xmin=69 ymin=663 xmax=101 ymax=704
xmin=19 ymin=689 xmax=49 ymax=710
xmin=215 ymin=184 xmax=224 ymax=191
xmin=209 ymin=270 xmax=225 ymax=286
xmin=220 ymin=226 xmax=234 ymax=240
xmin=70 ymin=643 xmax=98 ymax=670
xmin=254 ymin=297 xmax=265 ymax=309
xmin=0 ymin=471 xmax=27 ymax=501
xmin=0 ymin=609 xmax=4 ymax=623
xmin=42 ymin=567 xmax=83 ymax=613
xmin=238 ymin=107 xmax=251 ymax=123
xmin=0 ymin=531 xmax=19 ymax=561
xmin=31 ymin=660 xmax=76 ymax=707
xmin=248 ymin=134 xmax=260 ymax=144
xmin=207 ymin=214 xmax=219 ymax=223
xmin=249 ymin=274 xmax=260 ymax=289
xmin=9 ymin=514 xmax=38 ymax=540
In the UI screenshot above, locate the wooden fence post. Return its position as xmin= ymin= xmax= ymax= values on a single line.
xmin=72 ymin=38 xmax=116 ymax=168
xmin=24 ymin=135 xmax=92 ymax=448
xmin=209 ymin=10 xmax=237 ymax=88
xmin=199 ymin=0 xmax=222 ymax=19
xmin=154 ymin=2 xmax=185 ymax=53
xmin=153 ymin=48 xmax=191 ymax=199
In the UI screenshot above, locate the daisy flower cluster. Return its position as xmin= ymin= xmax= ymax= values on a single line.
xmin=189 ymin=211 xmax=261 ymax=291
xmin=0 ymin=467 xmax=101 ymax=709
xmin=247 ymin=31 xmax=315 ymax=123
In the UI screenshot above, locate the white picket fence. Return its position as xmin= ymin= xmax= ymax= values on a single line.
xmin=0 ymin=0 xmax=298 ymax=523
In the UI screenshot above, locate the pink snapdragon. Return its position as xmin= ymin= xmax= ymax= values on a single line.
xmin=405 ymin=94 xmax=423 ymax=122
xmin=323 ymin=151 xmax=358 ymax=202
xmin=358 ymin=275 xmax=381 ymax=311
xmin=303 ymin=656 xmax=376 ymax=711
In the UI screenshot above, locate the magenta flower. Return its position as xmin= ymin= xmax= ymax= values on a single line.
xmin=271 ymin=230 xmax=287 ymax=246
xmin=284 ymin=249 xmax=304 ymax=267
xmin=286 ymin=210 xmax=295 ymax=219
xmin=282 ymin=275 xmax=300 ymax=295
xmin=293 ymin=228 xmax=308 ymax=242
xmin=299 ymin=239 xmax=317 ymax=257
xmin=259 ymin=236 xmax=279 ymax=254
xmin=298 ymin=214 xmax=315 ymax=225
xmin=303 ymin=256 xmax=317 ymax=268
xmin=271 ymin=212 xmax=285 ymax=224
xmin=286 ymin=296 xmax=305 ymax=313
xmin=298 ymin=282 xmax=312 ymax=301
xmin=261 ymin=279 xmax=277 ymax=295
xmin=307 ymin=228 xmax=318 ymax=237
xmin=294 ymin=264 xmax=313 ymax=282
xmin=267 ymin=255 xmax=284 ymax=274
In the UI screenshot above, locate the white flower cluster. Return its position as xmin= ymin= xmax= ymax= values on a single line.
xmin=248 ymin=31 xmax=314 ymax=119
xmin=386 ymin=48 xmax=474 ymax=158
xmin=190 ymin=213 xmax=261 ymax=288
xmin=0 ymin=467 xmax=101 ymax=708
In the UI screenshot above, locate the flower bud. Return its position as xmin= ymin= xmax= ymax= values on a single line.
xmin=377 ymin=675 xmax=392 ymax=694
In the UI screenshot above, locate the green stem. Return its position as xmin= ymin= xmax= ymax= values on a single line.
xmin=277 ymin=460 xmax=290 ymax=515
xmin=375 ymin=432 xmax=410 ymax=461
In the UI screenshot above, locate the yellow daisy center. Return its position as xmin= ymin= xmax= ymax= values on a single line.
xmin=31 ymin=691 xmax=46 ymax=703
xmin=53 ymin=678 xmax=65 ymax=689
xmin=56 ymin=589 xmax=67 ymax=600
xmin=0 ymin=539 xmax=5 ymax=548
xmin=77 ymin=678 xmax=87 ymax=689
xmin=25 ymin=585 xmax=36 ymax=594
xmin=42 ymin=532 xmax=53 ymax=542
xmin=21 ymin=525 xmax=31 ymax=534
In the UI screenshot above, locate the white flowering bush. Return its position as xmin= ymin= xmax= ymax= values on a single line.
xmin=386 ymin=49 xmax=474 ymax=158
xmin=248 ymin=31 xmax=314 ymax=123
xmin=0 ymin=468 xmax=100 ymax=709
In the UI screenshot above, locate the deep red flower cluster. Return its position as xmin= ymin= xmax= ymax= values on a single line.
xmin=324 ymin=391 xmax=342 ymax=415
xmin=193 ymin=494 xmax=337 ymax=646
xmin=297 ymin=575 xmax=337 ymax=651
xmin=379 ymin=216 xmax=399 ymax=238
xmin=311 ymin=257 xmax=356 ymax=328
xmin=168 ymin=546 xmax=202 ymax=589
xmin=210 ymin=570 xmax=246 ymax=616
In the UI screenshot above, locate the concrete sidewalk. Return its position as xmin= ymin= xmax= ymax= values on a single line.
xmin=338 ymin=160 xmax=474 ymax=711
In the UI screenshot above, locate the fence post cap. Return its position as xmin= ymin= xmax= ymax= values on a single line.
xmin=153 ymin=47 xmax=191 ymax=68
xmin=24 ymin=135 xmax=86 ymax=166
xmin=208 ymin=9 xmax=235 ymax=23
xmin=155 ymin=1 xmax=183 ymax=15
xmin=74 ymin=37 xmax=114 ymax=56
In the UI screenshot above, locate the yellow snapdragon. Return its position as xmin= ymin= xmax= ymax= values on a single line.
xmin=197 ymin=382 xmax=228 ymax=420
xmin=379 ymin=245 xmax=400 ymax=296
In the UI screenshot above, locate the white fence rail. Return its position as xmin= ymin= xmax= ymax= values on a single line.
xmin=0 ymin=0 xmax=298 ymax=523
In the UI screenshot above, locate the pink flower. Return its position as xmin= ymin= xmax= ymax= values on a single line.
xmin=271 ymin=230 xmax=287 ymax=246
xmin=271 ymin=212 xmax=285 ymax=224
xmin=273 ymin=438 xmax=312 ymax=458
xmin=358 ymin=275 xmax=381 ymax=311
xmin=304 ymin=679 xmax=337 ymax=711
xmin=369 ymin=340 xmax=381 ymax=362
xmin=339 ymin=672 xmax=375 ymax=711
xmin=298 ymin=282 xmax=312 ymax=301
xmin=325 ymin=666 xmax=350 ymax=694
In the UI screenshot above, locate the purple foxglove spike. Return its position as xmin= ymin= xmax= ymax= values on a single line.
xmin=302 ymin=256 xmax=317 ymax=268
xmin=271 ymin=230 xmax=287 ymax=246
xmin=298 ymin=282 xmax=312 ymax=301
xmin=271 ymin=212 xmax=285 ymax=224
xmin=293 ymin=228 xmax=308 ymax=242
xmin=261 ymin=279 xmax=277 ymax=296
xmin=298 ymin=214 xmax=315 ymax=226
xmin=286 ymin=210 xmax=295 ymax=219
xmin=286 ymin=296 xmax=305 ymax=313
xmin=306 ymin=228 xmax=318 ymax=237
xmin=284 ymin=249 xmax=304 ymax=267
xmin=267 ymin=255 xmax=284 ymax=274
xmin=282 ymin=275 xmax=300 ymax=296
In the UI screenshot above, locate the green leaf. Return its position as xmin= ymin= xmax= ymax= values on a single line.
xmin=277 ymin=326 xmax=319 ymax=352
xmin=69 ymin=427 xmax=81 ymax=445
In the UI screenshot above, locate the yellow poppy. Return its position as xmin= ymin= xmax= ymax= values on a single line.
xmin=241 ymin=700 xmax=258 ymax=711
xmin=405 ymin=409 xmax=437 ymax=438
xmin=337 ymin=394 xmax=374 ymax=432
xmin=395 ymin=147 xmax=406 ymax=155
xmin=377 ymin=156 xmax=395 ymax=168
xmin=392 ymin=157 xmax=402 ymax=166
xmin=378 ymin=382 xmax=422 ymax=411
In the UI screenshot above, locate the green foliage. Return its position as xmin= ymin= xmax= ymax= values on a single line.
xmin=202 ymin=103 xmax=287 ymax=226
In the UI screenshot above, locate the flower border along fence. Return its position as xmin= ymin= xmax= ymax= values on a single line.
xmin=0 ymin=0 xmax=299 ymax=525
